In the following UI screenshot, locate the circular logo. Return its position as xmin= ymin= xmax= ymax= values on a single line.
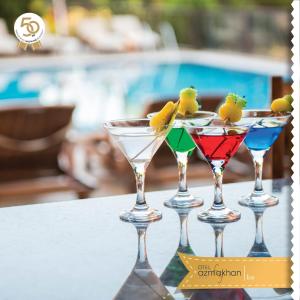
xmin=14 ymin=13 xmax=45 ymax=44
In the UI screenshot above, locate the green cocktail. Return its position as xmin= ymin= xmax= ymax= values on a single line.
xmin=166 ymin=127 xmax=196 ymax=154
xmin=148 ymin=111 xmax=216 ymax=208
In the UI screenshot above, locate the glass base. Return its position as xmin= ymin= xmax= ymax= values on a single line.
xmin=198 ymin=207 xmax=241 ymax=223
xmin=120 ymin=208 xmax=162 ymax=223
xmin=239 ymin=191 xmax=279 ymax=207
xmin=164 ymin=191 xmax=203 ymax=209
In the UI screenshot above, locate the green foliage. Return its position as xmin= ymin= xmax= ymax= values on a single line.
xmin=0 ymin=0 xmax=290 ymax=39
xmin=0 ymin=0 xmax=49 ymax=33
xmin=29 ymin=0 xmax=49 ymax=14
xmin=0 ymin=0 xmax=31 ymax=32
xmin=251 ymin=0 xmax=291 ymax=6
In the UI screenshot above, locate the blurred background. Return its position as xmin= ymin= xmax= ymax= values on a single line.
xmin=0 ymin=0 xmax=293 ymax=206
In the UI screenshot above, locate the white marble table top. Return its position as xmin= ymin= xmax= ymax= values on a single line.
xmin=0 ymin=179 xmax=291 ymax=300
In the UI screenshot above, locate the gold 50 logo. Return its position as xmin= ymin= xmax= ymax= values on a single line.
xmin=14 ymin=13 xmax=45 ymax=51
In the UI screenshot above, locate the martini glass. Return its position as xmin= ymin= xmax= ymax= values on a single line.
xmin=239 ymin=110 xmax=291 ymax=207
xmin=185 ymin=119 xmax=250 ymax=223
xmin=104 ymin=119 xmax=169 ymax=223
xmin=148 ymin=111 xmax=216 ymax=209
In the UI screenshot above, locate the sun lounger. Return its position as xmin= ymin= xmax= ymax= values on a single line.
xmin=76 ymin=15 xmax=160 ymax=52
xmin=0 ymin=105 xmax=97 ymax=199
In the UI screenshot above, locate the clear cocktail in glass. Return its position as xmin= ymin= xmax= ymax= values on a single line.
xmin=104 ymin=118 xmax=169 ymax=223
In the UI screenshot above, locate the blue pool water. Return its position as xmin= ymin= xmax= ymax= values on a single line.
xmin=127 ymin=63 xmax=270 ymax=109
xmin=0 ymin=63 xmax=270 ymax=107
xmin=0 ymin=62 xmax=273 ymax=130
xmin=244 ymin=126 xmax=283 ymax=151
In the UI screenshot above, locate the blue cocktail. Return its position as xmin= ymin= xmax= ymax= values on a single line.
xmin=239 ymin=110 xmax=291 ymax=207
xmin=244 ymin=126 xmax=283 ymax=151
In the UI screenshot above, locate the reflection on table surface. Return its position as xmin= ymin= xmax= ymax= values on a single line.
xmin=0 ymin=179 xmax=291 ymax=300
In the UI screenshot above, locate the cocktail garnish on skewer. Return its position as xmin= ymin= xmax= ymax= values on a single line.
xmin=149 ymin=101 xmax=178 ymax=132
xmin=271 ymin=94 xmax=293 ymax=114
xmin=218 ymin=93 xmax=247 ymax=124
xmin=250 ymin=94 xmax=292 ymax=129
xmin=149 ymin=86 xmax=200 ymax=133
xmin=177 ymin=86 xmax=199 ymax=116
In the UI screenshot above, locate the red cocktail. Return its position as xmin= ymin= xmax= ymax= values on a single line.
xmin=186 ymin=120 xmax=250 ymax=223
xmin=191 ymin=132 xmax=247 ymax=168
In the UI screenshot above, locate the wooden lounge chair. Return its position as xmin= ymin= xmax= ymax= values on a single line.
xmin=0 ymin=105 xmax=96 ymax=200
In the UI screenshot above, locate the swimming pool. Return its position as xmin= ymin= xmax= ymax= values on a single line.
xmin=0 ymin=56 xmax=280 ymax=130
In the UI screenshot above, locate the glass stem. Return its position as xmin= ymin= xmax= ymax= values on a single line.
xmin=179 ymin=213 xmax=189 ymax=248
xmin=136 ymin=225 xmax=149 ymax=266
xmin=255 ymin=211 xmax=264 ymax=245
xmin=133 ymin=162 xmax=148 ymax=210
xmin=212 ymin=162 xmax=225 ymax=210
xmin=176 ymin=151 xmax=189 ymax=193
xmin=250 ymin=150 xmax=267 ymax=194
xmin=213 ymin=225 xmax=225 ymax=257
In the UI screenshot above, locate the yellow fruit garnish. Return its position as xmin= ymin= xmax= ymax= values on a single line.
xmin=219 ymin=103 xmax=242 ymax=123
xmin=218 ymin=93 xmax=247 ymax=123
xmin=271 ymin=95 xmax=292 ymax=113
xmin=150 ymin=86 xmax=200 ymax=131
xmin=178 ymin=87 xmax=198 ymax=116
xmin=150 ymin=101 xmax=177 ymax=131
